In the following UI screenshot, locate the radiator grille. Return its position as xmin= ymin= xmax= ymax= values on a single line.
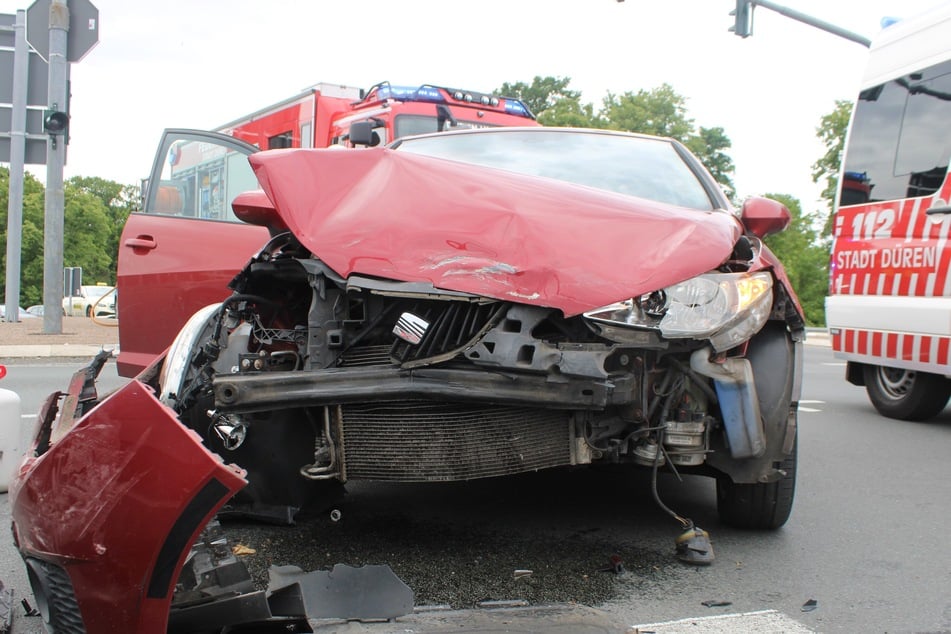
xmin=390 ymin=302 xmax=503 ymax=365
xmin=338 ymin=401 xmax=572 ymax=482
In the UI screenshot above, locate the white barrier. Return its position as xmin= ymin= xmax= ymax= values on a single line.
xmin=0 ymin=388 xmax=22 ymax=493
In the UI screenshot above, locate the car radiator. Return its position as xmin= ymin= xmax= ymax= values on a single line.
xmin=336 ymin=401 xmax=574 ymax=482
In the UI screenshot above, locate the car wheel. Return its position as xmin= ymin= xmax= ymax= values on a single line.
xmin=716 ymin=429 xmax=797 ymax=530
xmin=863 ymin=364 xmax=951 ymax=421
xmin=85 ymin=305 xmax=92 ymax=318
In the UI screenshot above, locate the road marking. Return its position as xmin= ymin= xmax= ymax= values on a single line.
xmin=633 ymin=609 xmax=815 ymax=633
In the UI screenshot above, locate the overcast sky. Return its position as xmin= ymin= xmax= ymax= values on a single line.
xmin=0 ymin=0 xmax=945 ymax=212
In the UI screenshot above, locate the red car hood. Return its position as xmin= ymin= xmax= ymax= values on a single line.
xmin=250 ymin=148 xmax=741 ymax=317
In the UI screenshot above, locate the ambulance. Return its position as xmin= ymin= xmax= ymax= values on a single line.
xmin=826 ymin=3 xmax=951 ymax=419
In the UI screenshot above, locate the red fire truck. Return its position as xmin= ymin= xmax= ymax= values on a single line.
xmin=216 ymin=81 xmax=538 ymax=150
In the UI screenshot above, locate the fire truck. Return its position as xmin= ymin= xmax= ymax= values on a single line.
xmin=216 ymin=81 xmax=538 ymax=150
xmin=826 ymin=4 xmax=951 ymax=420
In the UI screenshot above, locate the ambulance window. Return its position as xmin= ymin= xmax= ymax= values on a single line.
xmin=895 ymin=70 xmax=951 ymax=197
xmin=842 ymin=59 xmax=951 ymax=204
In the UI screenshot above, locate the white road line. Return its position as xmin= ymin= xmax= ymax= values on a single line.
xmin=633 ymin=609 xmax=815 ymax=633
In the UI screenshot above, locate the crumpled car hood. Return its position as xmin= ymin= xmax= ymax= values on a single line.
xmin=250 ymin=148 xmax=742 ymax=316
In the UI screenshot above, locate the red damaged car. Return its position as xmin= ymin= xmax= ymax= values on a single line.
xmin=11 ymin=127 xmax=804 ymax=631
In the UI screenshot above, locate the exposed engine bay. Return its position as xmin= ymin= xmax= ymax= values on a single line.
xmin=158 ymin=230 xmax=801 ymax=525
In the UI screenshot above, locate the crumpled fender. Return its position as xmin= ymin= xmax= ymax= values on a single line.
xmin=10 ymin=379 xmax=246 ymax=633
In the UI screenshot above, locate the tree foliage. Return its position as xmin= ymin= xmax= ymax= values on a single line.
xmin=0 ymin=168 xmax=138 ymax=307
xmin=498 ymin=76 xmax=582 ymax=120
xmin=762 ymin=192 xmax=830 ymax=326
xmin=812 ymin=99 xmax=852 ymax=212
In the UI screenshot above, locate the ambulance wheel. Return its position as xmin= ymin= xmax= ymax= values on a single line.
xmin=863 ymin=364 xmax=951 ymax=421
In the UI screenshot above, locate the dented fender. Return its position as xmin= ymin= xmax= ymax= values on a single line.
xmin=10 ymin=378 xmax=247 ymax=633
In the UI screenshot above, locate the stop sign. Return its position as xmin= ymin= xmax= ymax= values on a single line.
xmin=26 ymin=0 xmax=99 ymax=63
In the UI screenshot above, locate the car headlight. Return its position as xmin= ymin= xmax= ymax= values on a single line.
xmin=584 ymin=272 xmax=773 ymax=351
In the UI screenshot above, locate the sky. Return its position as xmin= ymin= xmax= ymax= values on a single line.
xmin=0 ymin=0 xmax=947 ymax=214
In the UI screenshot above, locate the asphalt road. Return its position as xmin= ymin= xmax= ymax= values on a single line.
xmin=1 ymin=347 xmax=950 ymax=632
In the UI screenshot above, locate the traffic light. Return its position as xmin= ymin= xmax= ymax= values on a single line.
xmin=43 ymin=107 xmax=69 ymax=135
xmin=729 ymin=0 xmax=754 ymax=38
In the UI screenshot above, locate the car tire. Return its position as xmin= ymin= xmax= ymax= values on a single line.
xmin=716 ymin=430 xmax=797 ymax=530
xmin=862 ymin=364 xmax=951 ymax=421
xmin=85 ymin=305 xmax=92 ymax=318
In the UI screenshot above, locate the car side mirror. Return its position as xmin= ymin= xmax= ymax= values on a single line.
xmin=349 ymin=121 xmax=377 ymax=146
xmin=232 ymin=190 xmax=288 ymax=236
xmin=740 ymin=196 xmax=791 ymax=239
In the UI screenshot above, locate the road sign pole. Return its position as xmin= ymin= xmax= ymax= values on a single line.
xmin=41 ymin=0 xmax=67 ymax=334
xmin=4 ymin=11 xmax=28 ymax=324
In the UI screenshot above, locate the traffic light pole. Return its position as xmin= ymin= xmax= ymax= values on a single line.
xmin=731 ymin=0 xmax=871 ymax=48
xmin=42 ymin=0 xmax=68 ymax=334
xmin=3 ymin=11 xmax=27 ymax=324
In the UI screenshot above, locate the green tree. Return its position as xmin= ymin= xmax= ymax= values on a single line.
xmin=67 ymin=176 xmax=139 ymax=280
xmin=812 ymin=99 xmax=853 ymax=219
xmin=685 ymin=126 xmax=736 ymax=195
xmin=600 ymin=83 xmax=695 ymax=139
xmin=537 ymin=98 xmax=599 ymax=128
xmin=63 ymin=182 xmax=113 ymax=285
xmin=498 ymin=76 xmax=584 ymax=120
xmin=0 ymin=168 xmax=47 ymax=306
xmin=0 ymin=168 xmax=136 ymax=307
xmin=761 ymin=192 xmax=830 ymax=326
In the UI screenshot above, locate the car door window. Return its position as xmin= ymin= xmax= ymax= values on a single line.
xmin=147 ymin=130 xmax=259 ymax=222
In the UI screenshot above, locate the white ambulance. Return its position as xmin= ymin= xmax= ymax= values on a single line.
xmin=827 ymin=2 xmax=951 ymax=420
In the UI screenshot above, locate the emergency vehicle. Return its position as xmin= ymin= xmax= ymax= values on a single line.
xmin=826 ymin=3 xmax=951 ymax=420
xmin=216 ymin=81 xmax=537 ymax=150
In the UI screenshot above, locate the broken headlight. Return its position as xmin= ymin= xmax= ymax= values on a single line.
xmin=584 ymin=271 xmax=773 ymax=351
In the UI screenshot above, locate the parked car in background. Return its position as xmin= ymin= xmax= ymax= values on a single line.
xmin=63 ymin=284 xmax=116 ymax=318
xmin=25 ymin=305 xmax=44 ymax=317
xmin=12 ymin=126 xmax=805 ymax=632
xmin=0 ymin=305 xmax=36 ymax=321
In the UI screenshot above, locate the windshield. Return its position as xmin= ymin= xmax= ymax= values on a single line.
xmin=394 ymin=128 xmax=715 ymax=210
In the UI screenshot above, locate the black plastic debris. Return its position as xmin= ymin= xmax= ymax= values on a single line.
xmin=701 ymin=600 xmax=732 ymax=608
xmin=20 ymin=599 xmax=39 ymax=618
xmin=675 ymin=524 xmax=715 ymax=565
xmin=267 ymin=563 xmax=414 ymax=621
xmin=802 ymin=598 xmax=818 ymax=612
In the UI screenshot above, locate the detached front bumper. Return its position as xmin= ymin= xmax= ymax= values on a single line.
xmin=10 ymin=359 xmax=246 ymax=633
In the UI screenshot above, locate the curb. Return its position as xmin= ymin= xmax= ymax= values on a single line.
xmin=0 ymin=344 xmax=117 ymax=359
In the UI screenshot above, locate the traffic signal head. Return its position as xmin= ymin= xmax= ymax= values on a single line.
xmin=44 ymin=109 xmax=69 ymax=135
xmin=729 ymin=0 xmax=753 ymax=38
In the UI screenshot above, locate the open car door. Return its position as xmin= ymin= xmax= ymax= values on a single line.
xmin=117 ymin=129 xmax=265 ymax=377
